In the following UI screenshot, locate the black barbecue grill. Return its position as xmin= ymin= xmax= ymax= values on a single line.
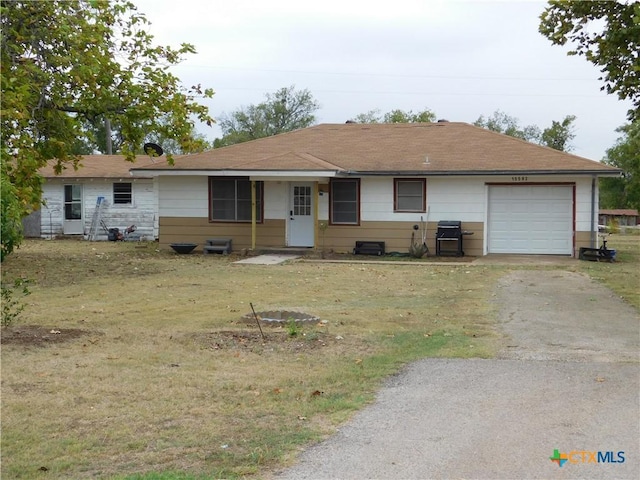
xmin=436 ymin=220 xmax=473 ymax=256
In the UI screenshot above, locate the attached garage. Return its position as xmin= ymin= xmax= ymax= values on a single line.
xmin=488 ymin=185 xmax=573 ymax=255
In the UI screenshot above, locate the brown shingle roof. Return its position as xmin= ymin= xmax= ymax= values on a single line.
xmin=131 ymin=122 xmax=620 ymax=175
xmin=39 ymin=155 xmax=161 ymax=178
xmin=599 ymin=209 xmax=639 ymax=216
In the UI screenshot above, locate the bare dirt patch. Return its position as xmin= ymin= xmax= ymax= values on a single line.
xmin=189 ymin=329 xmax=338 ymax=353
xmin=1 ymin=325 xmax=96 ymax=347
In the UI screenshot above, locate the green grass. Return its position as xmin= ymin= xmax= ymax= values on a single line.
xmin=574 ymin=234 xmax=640 ymax=309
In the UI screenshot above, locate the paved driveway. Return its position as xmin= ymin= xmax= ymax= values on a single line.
xmin=274 ymin=270 xmax=639 ymax=479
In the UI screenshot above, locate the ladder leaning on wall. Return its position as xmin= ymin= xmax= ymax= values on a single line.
xmin=88 ymin=196 xmax=106 ymax=241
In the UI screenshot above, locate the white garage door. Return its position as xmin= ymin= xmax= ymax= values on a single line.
xmin=488 ymin=185 xmax=573 ymax=255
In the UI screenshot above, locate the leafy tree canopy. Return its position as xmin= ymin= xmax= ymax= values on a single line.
xmin=474 ymin=110 xmax=542 ymax=143
xmin=214 ymin=86 xmax=319 ymax=147
xmin=79 ymin=115 xmax=212 ymax=156
xmin=349 ymin=108 xmax=436 ymax=124
xmin=540 ymin=115 xmax=577 ymax=152
xmin=474 ymin=110 xmax=576 ymax=151
xmin=539 ymin=0 xmax=640 ymax=121
xmin=0 ymin=0 xmax=214 ymax=260
xmin=600 ymin=121 xmax=640 ymax=210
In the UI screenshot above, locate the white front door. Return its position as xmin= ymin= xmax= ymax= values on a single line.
xmin=63 ymin=184 xmax=84 ymax=234
xmin=288 ymin=183 xmax=315 ymax=247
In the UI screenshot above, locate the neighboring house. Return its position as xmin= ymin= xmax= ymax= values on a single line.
xmin=130 ymin=122 xmax=621 ymax=257
xmin=34 ymin=155 xmax=159 ymax=240
xmin=599 ymin=209 xmax=640 ymax=227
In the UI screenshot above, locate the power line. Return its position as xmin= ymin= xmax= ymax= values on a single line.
xmin=176 ymin=64 xmax=598 ymax=83
xmin=208 ymin=86 xmax=611 ymax=99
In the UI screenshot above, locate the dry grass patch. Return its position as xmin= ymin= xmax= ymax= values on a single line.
xmin=1 ymin=239 xmax=508 ymax=478
xmin=573 ymin=234 xmax=640 ymax=309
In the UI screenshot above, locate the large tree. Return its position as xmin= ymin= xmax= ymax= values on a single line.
xmin=599 ymin=121 xmax=640 ymax=210
xmin=214 ymin=86 xmax=319 ymax=147
xmin=349 ymin=108 xmax=436 ymax=124
xmin=81 ymin=115 xmax=212 ymax=156
xmin=0 ymin=0 xmax=214 ymax=260
xmin=474 ymin=110 xmax=576 ymax=152
xmin=474 ymin=110 xmax=541 ymax=143
xmin=540 ymin=115 xmax=576 ymax=152
xmin=539 ymin=0 xmax=640 ymax=121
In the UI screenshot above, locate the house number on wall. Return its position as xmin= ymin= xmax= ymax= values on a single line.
xmin=511 ymin=176 xmax=528 ymax=182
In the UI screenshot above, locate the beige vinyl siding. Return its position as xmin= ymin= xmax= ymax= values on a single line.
xmin=321 ymin=220 xmax=484 ymax=256
xmin=159 ymin=218 xmax=285 ymax=251
xmin=575 ymin=231 xmax=596 ymax=257
xmin=159 ymin=217 xmax=484 ymax=256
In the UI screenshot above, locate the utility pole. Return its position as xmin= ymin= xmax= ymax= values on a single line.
xmin=105 ymin=118 xmax=112 ymax=154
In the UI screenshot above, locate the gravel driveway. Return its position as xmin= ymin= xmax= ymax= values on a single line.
xmin=274 ymin=270 xmax=640 ymax=480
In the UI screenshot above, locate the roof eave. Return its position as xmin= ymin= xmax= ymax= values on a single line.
xmin=346 ymin=169 xmax=622 ymax=177
xmin=128 ymin=169 xmax=341 ymax=178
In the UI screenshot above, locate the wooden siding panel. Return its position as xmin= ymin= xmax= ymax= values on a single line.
xmin=41 ymin=183 xmax=64 ymax=236
xmin=41 ymin=179 xmax=157 ymax=239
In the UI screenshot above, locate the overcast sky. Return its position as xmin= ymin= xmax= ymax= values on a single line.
xmin=132 ymin=0 xmax=632 ymax=161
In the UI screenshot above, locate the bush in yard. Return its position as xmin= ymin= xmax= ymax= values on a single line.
xmin=1 ymin=278 xmax=31 ymax=327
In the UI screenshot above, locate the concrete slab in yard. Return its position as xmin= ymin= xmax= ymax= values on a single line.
xmin=234 ymin=254 xmax=300 ymax=265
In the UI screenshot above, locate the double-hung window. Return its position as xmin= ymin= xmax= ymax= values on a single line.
xmin=210 ymin=177 xmax=263 ymax=222
xmin=113 ymin=182 xmax=132 ymax=205
xmin=330 ymin=178 xmax=360 ymax=225
xmin=394 ymin=179 xmax=426 ymax=212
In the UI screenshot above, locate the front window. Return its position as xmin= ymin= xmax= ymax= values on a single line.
xmin=330 ymin=178 xmax=360 ymax=225
xmin=210 ymin=177 xmax=263 ymax=222
xmin=394 ymin=179 xmax=426 ymax=212
xmin=113 ymin=182 xmax=132 ymax=205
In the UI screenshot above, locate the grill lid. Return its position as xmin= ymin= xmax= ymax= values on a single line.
xmin=437 ymin=220 xmax=462 ymax=228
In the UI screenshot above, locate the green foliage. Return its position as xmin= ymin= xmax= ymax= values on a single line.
xmin=143 ymin=122 xmax=213 ymax=155
xmin=0 ymin=0 xmax=214 ymax=259
xmin=474 ymin=110 xmax=541 ymax=143
xmin=0 ymin=163 xmax=25 ymax=261
xmin=1 ymin=277 xmax=31 ymax=327
xmin=600 ymin=121 xmax=640 ymax=210
xmin=474 ymin=110 xmax=577 ymax=151
xmin=286 ymin=318 xmax=299 ymax=337
xmin=215 ymin=86 xmax=319 ymax=147
xmin=349 ymin=107 xmax=436 ymax=124
xmin=606 ymin=218 xmax=620 ymax=235
xmin=540 ymin=115 xmax=576 ymax=151
xmin=539 ymin=1 xmax=640 ymax=121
